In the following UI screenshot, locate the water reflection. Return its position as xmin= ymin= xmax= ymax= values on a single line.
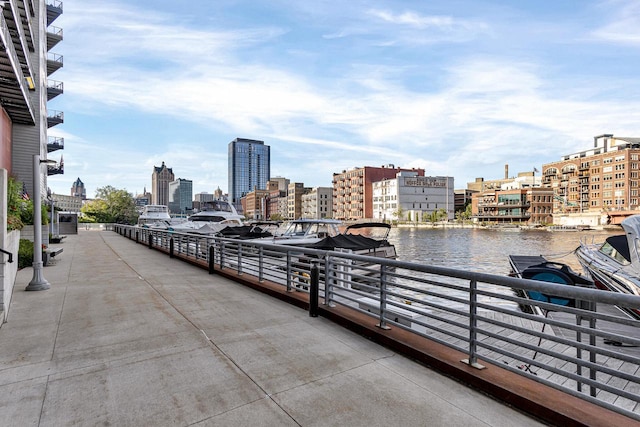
xmin=388 ymin=227 xmax=619 ymax=275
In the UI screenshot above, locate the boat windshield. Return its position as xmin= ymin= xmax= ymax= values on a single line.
xmin=202 ymin=201 xmax=233 ymax=212
xmin=283 ymin=221 xmax=339 ymax=238
xmin=599 ymin=235 xmax=631 ymax=265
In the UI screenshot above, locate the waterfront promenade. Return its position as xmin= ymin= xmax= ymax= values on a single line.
xmin=0 ymin=229 xmax=545 ymax=426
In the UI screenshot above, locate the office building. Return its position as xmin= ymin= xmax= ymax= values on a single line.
xmin=168 ymin=178 xmax=192 ymax=215
xmin=372 ymin=172 xmax=454 ymax=222
xmin=228 ymin=138 xmax=270 ymax=213
xmin=71 ymin=177 xmax=86 ymax=199
xmin=332 ymin=165 xmax=425 ymax=220
xmin=151 ymin=161 xmax=174 ymax=206
xmin=0 ymin=1 xmax=64 ymax=197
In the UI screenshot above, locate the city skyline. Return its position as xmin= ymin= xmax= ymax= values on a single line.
xmin=46 ymin=0 xmax=640 ymax=197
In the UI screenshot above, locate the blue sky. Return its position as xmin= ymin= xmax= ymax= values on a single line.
xmin=47 ymin=0 xmax=640 ymax=197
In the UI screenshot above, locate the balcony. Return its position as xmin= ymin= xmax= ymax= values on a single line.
xmin=47 ymin=110 xmax=64 ymax=128
xmin=47 ymin=52 xmax=63 ymax=75
xmin=46 ymin=26 xmax=63 ymax=50
xmin=47 ymin=79 xmax=63 ymax=100
xmin=47 ymin=136 xmax=64 ymax=153
xmin=47 ymin=1 xmax=63 ymax=26
xmin=47 ymin=160 xmax=64 ymax=176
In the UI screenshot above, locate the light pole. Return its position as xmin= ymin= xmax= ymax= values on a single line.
xmin=26 ymin=155 xmax=55 ymax=291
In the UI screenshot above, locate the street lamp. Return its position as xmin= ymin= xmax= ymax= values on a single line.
xmin=26 ymin=154 xmax=56 ymax=291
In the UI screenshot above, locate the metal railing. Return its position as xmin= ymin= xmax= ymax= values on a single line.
xmin=111 ymin=224 xmax=640 ymax=420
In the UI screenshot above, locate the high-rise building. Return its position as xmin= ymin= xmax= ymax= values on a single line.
xmin=151 ymin=162 xmax=174 ymax=206
xmin=193 ymin=192 xmax=214 ymax=211
xmin=228 ymin=138 xmax=270 ymax=213
xmin=71 ymin=177 xmax=86 ymax=200
xmin=1 ymin=1 xmax=65 ymax=197
xmin=168 ymin=178 xmax=192 ymax=214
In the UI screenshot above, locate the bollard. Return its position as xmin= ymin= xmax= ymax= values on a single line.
xmin=309 ymin=263 xmax=319 ymax=317
xmin=208 ymin=245 xmax=215 ymax=274
xmin=169 ymin=237 xmax=174 ymax=258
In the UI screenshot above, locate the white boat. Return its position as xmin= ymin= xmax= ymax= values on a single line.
xmin=137 ymin=205 xmax=184 ymax=229
xmin=168 ymin=200 xmax=244 ymax=234
xmin=575 ymin=215 xmax=640 ymax=318
xmin=251 ymin=219 xmax=342 ymax=246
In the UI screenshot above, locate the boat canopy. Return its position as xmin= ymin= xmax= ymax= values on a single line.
xmin=601 ymin=235 xmax=631 ymax=264
xmin=308 ymin=234 xmax=386 ymax=250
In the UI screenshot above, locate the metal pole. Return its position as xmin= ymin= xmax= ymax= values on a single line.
xmin=26 ymin=155 xmax=50 ymax=291
xmin=309 ymin=263 xmax=319 ymax=317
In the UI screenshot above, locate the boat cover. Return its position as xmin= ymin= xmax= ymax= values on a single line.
xmin=605 ymin=235 xmax=631 ymax=263
xmin=308 ymin=234 xmax=386 ymax=250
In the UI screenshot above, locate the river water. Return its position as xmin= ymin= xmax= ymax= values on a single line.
xmin=386 ymin=227 xmax=619 ymax=276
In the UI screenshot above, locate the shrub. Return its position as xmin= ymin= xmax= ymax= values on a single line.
xmin=18 ymin=239 xmax=34 ymax=269
xmin=7 ymin=176 xmax=24 ymax=231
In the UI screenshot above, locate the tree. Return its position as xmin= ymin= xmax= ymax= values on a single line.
xmin=81 ymin=186 xmax=138 ymax=224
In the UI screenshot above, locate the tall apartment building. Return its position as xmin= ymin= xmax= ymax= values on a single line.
xmin=168 ymin=178 xmax=192 ymax=214
xmin=372 ymin=172 xmax=454 ymax=222
xmin=332 ymin=165 xmax=425 ymax=220
xmin=542 ymin=134 xmax=640 ymax=214
xmin=0 ymin=1 xmax=64 ymax=197
xmin=228 ymin=138 xmax=270 ymax=213
xmin=71 ymin=177 xmax=85 ymax=199
xmin=151 ymin=161 xmax=174 ymax=206
xmin=301 ymin=187 xmax=333 ymax=219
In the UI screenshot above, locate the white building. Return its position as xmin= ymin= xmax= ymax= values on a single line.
xmin=372 ymin=171 xmax=455 ymax=222
xmin=301 ymin=187 xmax=333 ymax=219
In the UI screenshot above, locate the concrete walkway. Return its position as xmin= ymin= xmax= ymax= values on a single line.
xmin=0 ymin=230 xmax=544 ymax=426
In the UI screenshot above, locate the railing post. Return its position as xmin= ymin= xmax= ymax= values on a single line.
xmin=324 ymin=256 xmax=332 ymax=306
xmin=309 ymin=262 xmax=319 ymax=317
xmin=286 ymin=251 xmax=292 ymax=292
xmin=208 ymin=245 xmax=215 ymax=274
xmin=258 ymin=246 xmax=264 ymax=282
xmin=377 ymin=264 xmax=391 ymax=330
xmin=169 ymin=237 xmax=174 ymax=258
xmin=148 ymin=233 xmax=153 ymax=249
xmin=220 ymin=242 xmax=225 ymax=270
xmin=237 ymin=244 xmax=243 ymax=275
xmin=462 ymin=279 xmax=485 ymax=369
xmin=135 ymin=230 xmax=139 ymax=243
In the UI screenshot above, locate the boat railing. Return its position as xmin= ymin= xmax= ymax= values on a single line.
xmin=110 ymin=224 xmax=640 ymax=422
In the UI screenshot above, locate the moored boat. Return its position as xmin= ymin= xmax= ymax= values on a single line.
xmin=575 ymin=215 xmax=640 ymax=318
xmin=137 ymin=205 xmax=184 ymax=229
xmin=168 ymin=200 xmax=244 ymax=234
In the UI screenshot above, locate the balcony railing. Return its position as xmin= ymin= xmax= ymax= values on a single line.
xmin=47 ymin=79 xmax=63 ymax=100
xmin=47 ymin=136 xmax=64 ymax=153
xmin=47 ymin=52 xmax=63 ymax=75
xmin=47 ymin=110 xmax=64 ymax=128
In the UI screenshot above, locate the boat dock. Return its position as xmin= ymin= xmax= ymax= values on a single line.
xmin=0 ymin=230 xmax=547 ymax=426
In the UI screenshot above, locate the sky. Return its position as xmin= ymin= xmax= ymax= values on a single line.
xmin=46 ymin=0 xmax=640 ymax=198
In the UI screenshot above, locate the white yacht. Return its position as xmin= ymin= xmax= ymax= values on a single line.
xmin=137 ymin=205 xmax=184 ymax=229
xmin=169 ymin=200 xmax=244 ymax=234
xmin=254 ymin=219 xmax=342 ymax=246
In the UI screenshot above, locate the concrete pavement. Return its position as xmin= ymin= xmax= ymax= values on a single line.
xmin=0 ymin=229 xmax=544 ymax=426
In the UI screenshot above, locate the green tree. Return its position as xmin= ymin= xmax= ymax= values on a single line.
xmin=81 ymin=186 xmax=138 ymax=224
